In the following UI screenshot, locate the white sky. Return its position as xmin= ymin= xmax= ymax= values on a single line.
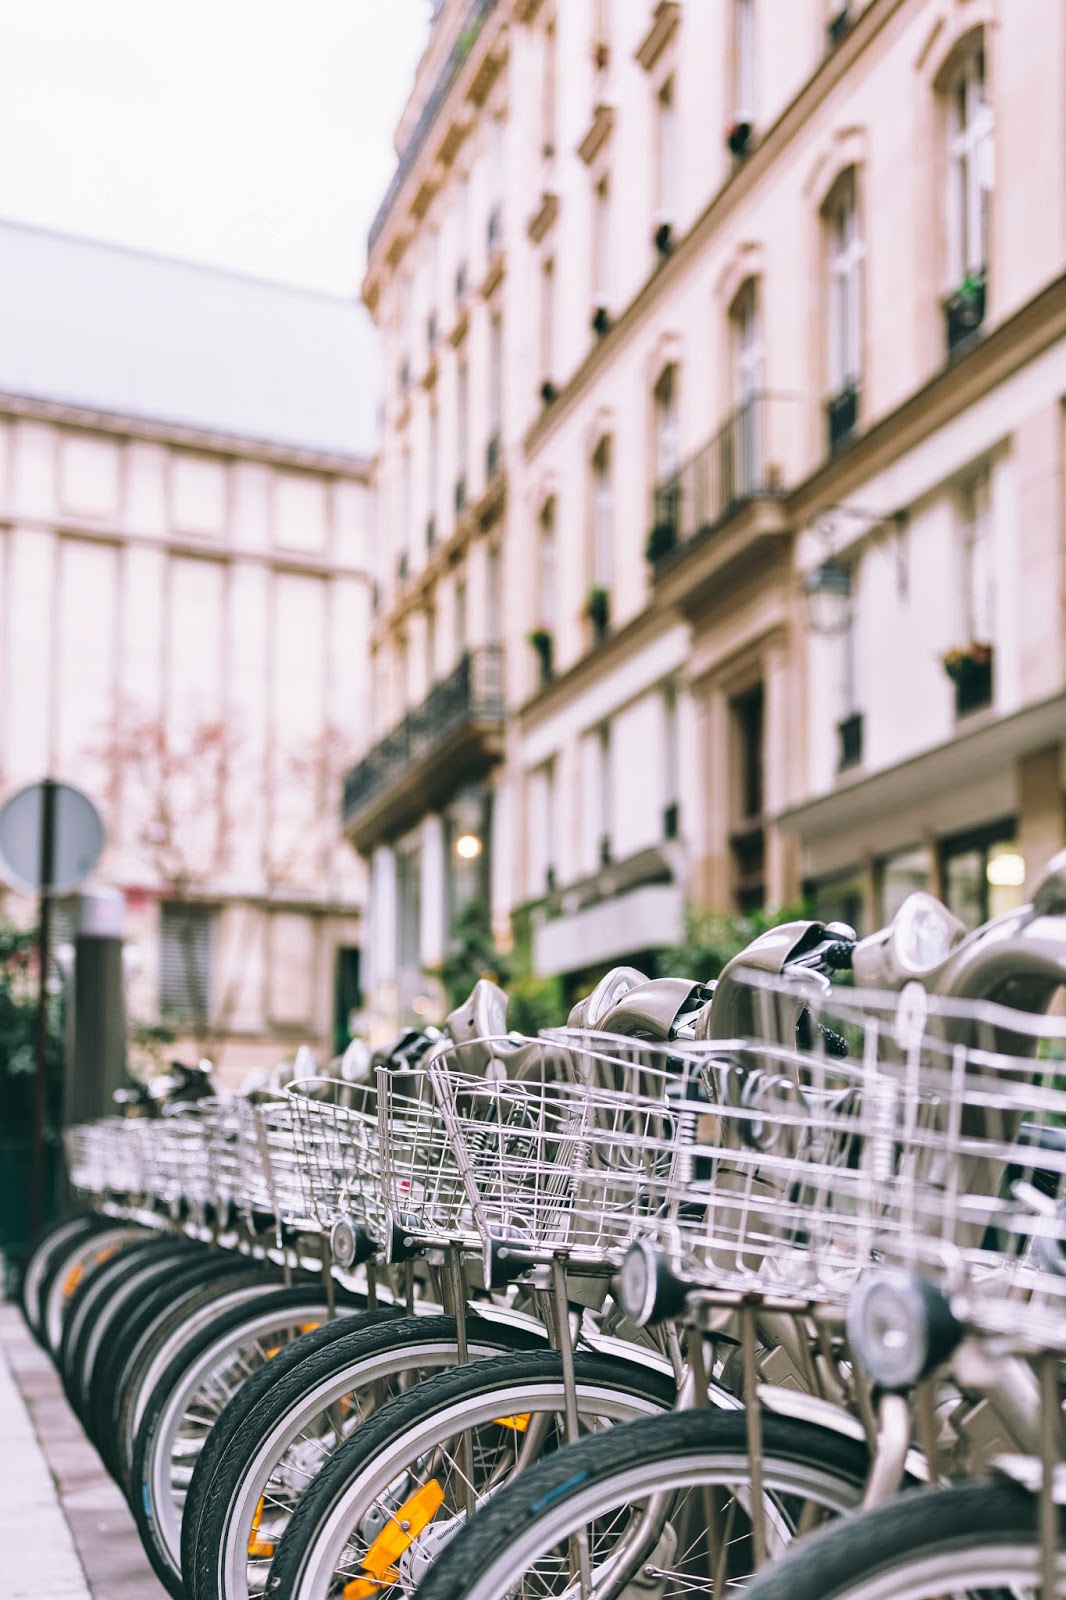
xmin=0 ymin=0 xmax=431 ymax=297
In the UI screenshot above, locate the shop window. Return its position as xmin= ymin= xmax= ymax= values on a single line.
xmin=729 ymin=682 xmax=765 ymax=910
xmin=941 ymin=822 xmax=1022 ymax=930
xmin=809 ymin=869 xmax=865 ymax=936
xmin=879 ymin=845 xmax=932 ymax=924
xmin=333 ymin=946 xmax=362 ymax=1055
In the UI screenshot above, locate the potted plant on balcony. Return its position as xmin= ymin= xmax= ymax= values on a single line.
xmin=942 ymin=640 xmax=994 ymax=714
xmin=584 ymin=586 xmax=610 ymax=639
xmin=645 ymin=519 xmax=677 ymax=564
xmin=944 ymin=269 xmax=986 ymax=352
xmin=526 ymin=627 xmax=553 ymax=681
xmin=726 ymin=120 xmax=753 ymax=157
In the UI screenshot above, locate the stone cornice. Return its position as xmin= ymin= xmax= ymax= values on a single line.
xmin=0 ymin=390 xmax=371 ymax=478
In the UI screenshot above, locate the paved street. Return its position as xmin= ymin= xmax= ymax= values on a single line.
xmin=0 ymin=1303 xmax=167 ymax=1600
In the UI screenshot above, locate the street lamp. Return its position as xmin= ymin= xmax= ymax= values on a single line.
xmin=804 ymin=556 xmax=853 ymax=637
xmin=455 ymin=832 xmax=483 ymax=860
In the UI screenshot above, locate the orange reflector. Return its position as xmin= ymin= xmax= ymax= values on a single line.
xmin=494 ymin=1413 xmax=531 ymax=1432
xmin=343 ymin=1582 xmax=386 ymax=1599
xmin=63 ymin=1262 xmax=84 ymax=1297
xmin=355 ymin=1480 xmax=445 ymax=1583
xmin=247 ymin=1496 xmax=275 ymax=1559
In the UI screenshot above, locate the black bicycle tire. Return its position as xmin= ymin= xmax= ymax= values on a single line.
xmin=740 ymin=1479 xmax=1050 ymax=1600
xmin=189 ymin=1312 xmax=548 ymax=1600
xmin=130 ymin=1285 xmax=365 ymax=1597
xmin=91 ymin=1253 xmax=277 ymax=1477
xmin=60 ymin=1236 xmax=203 ymax=1416
xmin=181 ymin=1305 xmax=404 ymax=1589
xmin=38 ymin=1221 xmax=148 ymax=1359
xmin=413 ymin=1408 xmax=876 ymax=1600
xmin=18 ymin=1212 xmax=105 ymax=1343
xmin=265 ymin=1346 xmax=676 ymax=1600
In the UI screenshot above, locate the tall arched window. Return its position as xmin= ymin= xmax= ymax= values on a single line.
xmin=729 ymin=280 xmax=762 ymax=494
xmin=592 ymin=437 xmax=613 ymax=591
xmin=824 ymin=168 xmax=863 ymax=449
xmin=946 ymin=39 xmax=993 ymax=287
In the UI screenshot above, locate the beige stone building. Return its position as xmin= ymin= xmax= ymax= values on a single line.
xmin=352 ymin=0 xmax=1066 ymax=1024
xmin=0 ymin=221 xmax=376 ymax=1076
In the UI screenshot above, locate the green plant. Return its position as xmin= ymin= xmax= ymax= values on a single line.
xmin=645 ymin=521 xmax=677 ymax=563
xmin=436 ymin=901 xmax=507 ymax=1011
xmin=584 ymin=586 xmax=610 ymax=633
xmin=942 ymin=641 xmax=992 ymax=681
xmin=658 ymin=903 xmax=811 ymax=983
xmin=0 ymin=918 xmax=65 ymax=1140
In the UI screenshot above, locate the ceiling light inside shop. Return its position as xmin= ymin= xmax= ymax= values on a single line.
xmin=986 ymin=850 xmax=1025 ymax=888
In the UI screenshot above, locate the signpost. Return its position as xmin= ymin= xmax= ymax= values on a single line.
xmin=0 ymin=779 xmax=105 ymax=1232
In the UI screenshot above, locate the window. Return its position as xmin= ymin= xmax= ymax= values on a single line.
xmin=826 ymin=169 xmax=863 ymax=397
xmin=489 ymin=314 xmax=503 ymax=445
xmin=960 ymin=470 xmax=993 ymax=643
xmin=941 ymin=823 xmax=1022 ymax=930
xmin=592 ymin=176 xmax=611 ymax=308
xmin=428 ymin=403 xmax=439 ymax=542
xmin=541 ymin=257 xmax=555 ymax=381
xmin=655 ymin=79 xmax=675 ymax=226
xmin=729 ymin=683 xmax=764 ymax=910
xmin=730 ymin=281 xmax=763 ymax=493
xmin=425 ymin=604 xmax=437 ymax=685
xmin=530 ymin=759 xmax=558 ymax=895
xmin=538 ymin=499 xmax=557 ymax=630
xmin=592 ymin=437 xmax=613 ymax=589
xmin=487 ymin=545 xmax=501 ymax=644
xmin=399 ymin=444 xmax=412 ymax=576
xmin=396 ymin=843 xmax=422 ymax=978
xmin=487 ymin=116 xmax=504 ymax=253
xmin=809 ymin=869 xmax=865 ymax=936
xmin=160 ymin=903 xmax=214 ymax=1024
xmin=456 ymin=357 xmax=469 ymax=505
xmin=947 ymin=41 xmax=992 ymax=285
xmin=395 ymin=633 xmax=409 ymax=715
xmin=332 ymin=946 xmax=361 ymax=1054
xmin=597 ymin=723 xmax=613 ymax=866
xmin=542 ymin=17 xmax=557 ymax=158
xmin=455 ymin=573 xmax=468 ymax=655
xmin=662 ymin=682 xmax=680 ymax=838
xmin=879 ymin=845 xmax=932 ymax=924
xmin=654 ymin=366 xmax=680 ymax=482
xmin=456 ymin=171 xmax=471 ymax=300
xmin=734 ymin=0 xmax=755 ymax=121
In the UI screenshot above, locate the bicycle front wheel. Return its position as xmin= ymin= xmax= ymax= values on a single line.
xmin=414 ymin=1408 xmax=872 ymax=1600
xmin=741 ymin=1479 xmax=1056 ymax=1600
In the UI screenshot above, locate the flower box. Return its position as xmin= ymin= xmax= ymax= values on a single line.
xmin=942 ymin=642 xmax=993 ymax=716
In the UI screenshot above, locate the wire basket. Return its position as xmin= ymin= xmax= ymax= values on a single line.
xmin=64 ymin=1118 xmax=146 ymax=1198
xmin=235 ymin=1094 xmax=316 ymax=1233
xmin=287 ymin=1078 xmax=382 ymax=1236
xmin=141 ymin=1104 xmax=214 ymax=1214
xmin=376 ymin=1053 xmax=481 ymax=1255
xmin=427 ymin=1032 xmax=706 ymax=1271
xmin=200 ymin=1097 xmax=244 ymax=1211
xmin=651 ymin=973 xmax=1066 ymax=1325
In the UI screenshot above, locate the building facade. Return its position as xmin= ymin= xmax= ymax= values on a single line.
xmin=0 ymin=222 xmax=377 ymax=1078
xmin=353 ymin=0 xmax=1066 ymax=1027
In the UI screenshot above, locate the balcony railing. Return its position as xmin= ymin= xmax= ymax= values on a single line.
xmin=826 ymin=381 xmax=859 ymax=454
xmin=647 ymin=393 xmax=789 ymax=570
xmin=368 ymin=0 xmax=500 ymax=257
xmin=343 ymin=647 xmax=505 ymax=828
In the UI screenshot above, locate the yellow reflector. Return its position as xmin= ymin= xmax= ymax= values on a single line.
xmin=63 ymin=1262 xmax=85 ymax=1297
xmin=343 ymin=1582 xmax=386 ymax=1599
xmin=247 ymin=1496 xmax=275 ymax=1559
xmin=494 ymin=1413 xmax=531 ymax=1432
xmin=357 ymin=1479 xmax=445 ymax=1580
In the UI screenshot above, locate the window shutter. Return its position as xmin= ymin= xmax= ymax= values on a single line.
xmin=160 ymin=904 xmax=213 ymax=1023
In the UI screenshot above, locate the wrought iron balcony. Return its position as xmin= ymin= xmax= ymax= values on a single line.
xmin=342 ymin=647 xmax=505 ymax=853
xmin=648 ymin=392 xmax=791 ymax=575
xmin=826 ymin=381 xmax=859 ymax=454
xmin=369 ymin=0 xmax=501 ymax=257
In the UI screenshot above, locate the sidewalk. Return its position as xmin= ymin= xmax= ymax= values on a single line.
xmin=0 ymin=1303 xmax=167 ymax=1600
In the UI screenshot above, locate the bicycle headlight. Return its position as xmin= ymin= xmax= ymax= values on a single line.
xmin=617 ymin=1240 xmax=690 ymax=1328
xmin=846 ymin=1270 xmax=962 ymax=1390
xmin=892 ymin=893 xmax=955 ymax=974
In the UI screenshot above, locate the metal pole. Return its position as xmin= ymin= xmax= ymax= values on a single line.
xmin=30 ymin=778 xmax=57 ymax=1236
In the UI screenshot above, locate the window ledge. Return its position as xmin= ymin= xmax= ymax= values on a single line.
xmin=635 ymin=1 xmax=680 ymax=73
xmin=578 ymin=103 xmax=616 ymax=167
xmin=527 ymin=190 xmax=560 ymax=244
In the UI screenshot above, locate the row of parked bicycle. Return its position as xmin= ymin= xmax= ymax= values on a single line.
xmin=17 ymin=851 xmax=1066 ymax=1599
